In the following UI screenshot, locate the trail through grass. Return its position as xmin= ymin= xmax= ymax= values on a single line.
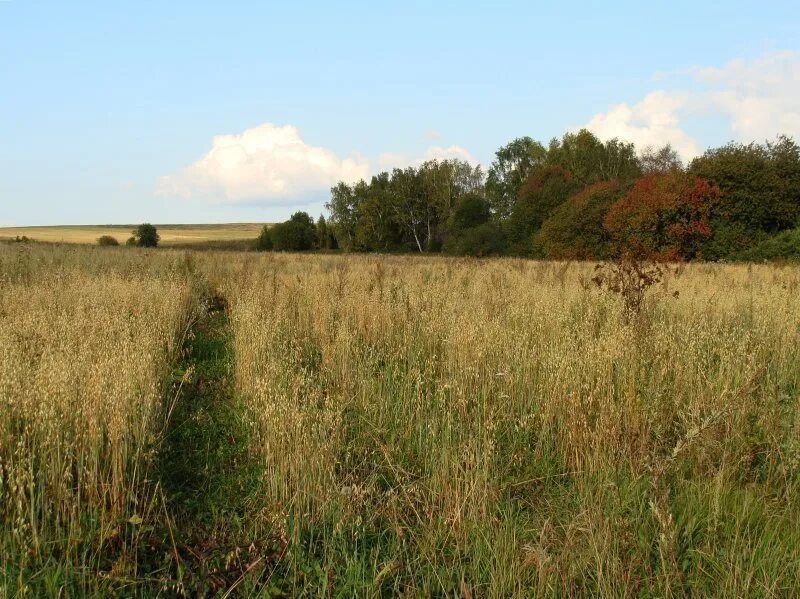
xmin=136 ymin=288 xmax=277 ymax=596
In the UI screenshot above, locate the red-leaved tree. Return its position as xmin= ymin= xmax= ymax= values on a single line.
xmin=603 ymin=172 xmax=720 ymax=261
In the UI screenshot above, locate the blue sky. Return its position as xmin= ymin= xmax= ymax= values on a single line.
xmin=1 ymin=1 xmax=799 ymax=226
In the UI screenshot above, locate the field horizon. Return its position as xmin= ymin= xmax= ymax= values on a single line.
xmin=0 ymin=223 xmax=269 ymax=247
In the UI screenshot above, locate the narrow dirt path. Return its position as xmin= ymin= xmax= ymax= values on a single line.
xmin=134 ymin=289 xmax=277 ymax=596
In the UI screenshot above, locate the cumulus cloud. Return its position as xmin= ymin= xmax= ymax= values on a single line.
xmin=582 ymin=91 xmax=700 ymax=161
xmin=159 ymin=123 xmax=479 ymax=203
xmin=579 ymin=51 xmax=800 ymax=162
xmin=157 ymin=123 xmax=370 ymax=203
xmin=694 ymin=51 xmax=800 ymax=141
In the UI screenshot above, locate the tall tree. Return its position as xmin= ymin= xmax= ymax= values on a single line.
xmin=690 ymin=137 xmax=800 ymax=234
xmin=355 ymin=173 xmax=402 ymax=251
xmin=547 ymin=129 xmax=641 ymax=185
xmin=639 ymin=144 xmax=683 ymax=175
xmin=326 ymin=182 xmax=361 ymax=251
xmin=689 ymin=136 xmax=800 ymax=258
xmin=485 ymin=137 xmax=547 ymax=219
xmin=389 ymin=167 xmax=429 ymax=252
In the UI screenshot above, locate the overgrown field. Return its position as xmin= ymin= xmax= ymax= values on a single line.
xmin=2 ymin=244 xmax=800 ymax=596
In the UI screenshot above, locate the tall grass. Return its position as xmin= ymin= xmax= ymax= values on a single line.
xmin=225 ymin=254 xmax=800 ymax=595
xmin=3 ymin=243 xmax=799 ymax=595
xmin=0 ymin=244 xmax=192 ymax=593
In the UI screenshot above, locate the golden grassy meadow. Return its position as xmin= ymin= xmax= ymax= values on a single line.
xmin=0 ymin=223 xmax=266 ymax=246
xmin=1 ymin=242 xmax=799 ymax=596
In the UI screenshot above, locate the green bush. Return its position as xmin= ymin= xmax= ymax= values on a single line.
xmin=132 ymin=224 xmax=159 ymax=248
xmin=736 ymin=227 xmax=800 ymax=261
xmin=443 ymin=221 xmax=507 ymax=257
xmin=533 ymin=181 xmax=622 ymax=259
xmin=97 ymin=235 xmax=119 ymax=246
xmin=271 ymin=212 xmax=316 ymax=251
xmin=449 ymin=193 xmax=491 ymax=232
xmin=506 ymin=165 xmax=580 ymax=255
xmin=255 ymin=226 xmax=273 ymax=251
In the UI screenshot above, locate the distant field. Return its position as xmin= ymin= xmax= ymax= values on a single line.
xmin=0 ymin=223 xmax=267 ymax=246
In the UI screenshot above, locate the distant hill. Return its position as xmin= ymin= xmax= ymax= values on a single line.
xmin=0 ymin=223 xmax=269 ymax=248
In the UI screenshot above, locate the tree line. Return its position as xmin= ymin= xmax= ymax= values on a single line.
xmin=257 ymin=129 xmax=800 ymax=261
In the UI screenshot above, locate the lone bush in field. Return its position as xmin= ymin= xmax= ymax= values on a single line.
xmin=592 ymin=254 xmax=663 ymax=318
xmin=133 ymin=223 xmax=159 ymax=248
xmin=97 ymin=235 xmax=119 ymax=246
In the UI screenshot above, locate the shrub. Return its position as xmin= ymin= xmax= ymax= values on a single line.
xmin=133 ymin=224 xmax=159 ymax=248
xmin=604 ymin=172 xmax=720 ymax=261
xmin=256 ymin=226 xmax=273 ymax=251
xmin=533 ymin=180 xmax=622 ymax=259
xmin=126 ymin=236 xmax=137 ymax=246
xmin=507 ymin=165 xmax=580 ymax=255
xmin=736 ymin=227 xmax=800 ymax=262
xmin=443 ymin=221 xmax=507 ymax=256
xmin=97 ymin=235 xmax=119 ymax=246
xmin=271 ymin=212 xmax=316 ymax=251
xmin=592 ymin=255 xmax=663 ymax=320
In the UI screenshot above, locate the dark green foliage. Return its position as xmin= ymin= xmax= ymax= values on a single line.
xmin=271 ymin=212 xmax=317 ymax=251
xmin=736 ymin=227 xmax=800 ymax=261
xmin=546 ymin=129 xmax=641 ymax=186
xmin=449 ymin=192 xmax=491 ymax=232
xmin=506 ymin=165 xmax=581 ymax=255
xmin=133 ymin=223 xmax=159 ymax=247
xmin=96 ymin=235 xmax=119 ymax=246
xmin=256 ymin=225 xmax=273 ymax=251
xmin=690 ymin=136 xmax=800 ymax=239
xmin=326 ymin=159 xmax=484 ymax=253
xmin=485 ymin=137 xmax=547 ymax=218
xmin=316 ymin=214 xmax=336 ymax=249
xmin=443 ymin=221 xmax=507 ymax=256
xmin=533 ymin=180 xmax=623 ymax=259
xmin=126 ymin=236 xmax=137 ymax=246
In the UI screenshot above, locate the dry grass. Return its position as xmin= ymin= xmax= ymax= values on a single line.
xmin=223 ymin=254 xmax=800 ymax=596
xmin=0 ymin=223 xmax=266 ymax=246
xmin=0 ymin=244 xmax=193 ymax=593
xmin=2 ymin=245 xmax=799 ymax=596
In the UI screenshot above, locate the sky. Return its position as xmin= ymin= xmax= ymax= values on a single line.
xmin=1 ymin=1 xmax=799 ymax=226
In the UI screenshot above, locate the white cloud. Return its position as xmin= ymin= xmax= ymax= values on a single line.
xmin=694 ymin=51 xmax=800 ymax=142
xmin=159 ymin=123 xmax=479 ymax=203
xmin=579 ymin=51 xmax=800 ymax=162
xmin=582 ymin=91 xmax=700 ymax=161
xmin=157 ymin=122 xmax=369 ymax=203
